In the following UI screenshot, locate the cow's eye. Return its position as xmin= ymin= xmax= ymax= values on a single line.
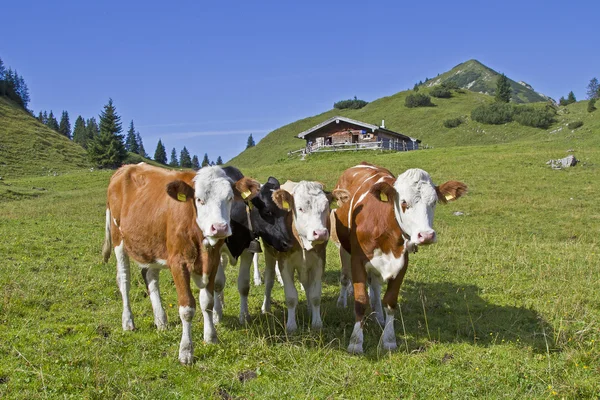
xmin=401 ymin=200 xmax=409 ymax=212
xmin=298 ymin=207 xmax=304 ymax=213
xmin=197 ymin=199 xmax=205 ymax=205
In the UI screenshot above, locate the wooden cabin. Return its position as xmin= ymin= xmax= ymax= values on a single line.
xmin=296 ymin=116 xmax=420 ymax=152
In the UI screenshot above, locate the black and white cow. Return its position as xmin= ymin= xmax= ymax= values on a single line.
xmin=214 ymin=166 xmax=293 ymax=323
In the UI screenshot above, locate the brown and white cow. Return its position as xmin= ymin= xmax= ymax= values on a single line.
xmin=332 ymin=162 xmax=467 ymax=353
xmin=266 ymin=181 xmax=350 ymax=331
xmin=102 ymin=163 xmax=259 ymax=364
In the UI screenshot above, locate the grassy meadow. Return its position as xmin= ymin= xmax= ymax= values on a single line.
xmin=0 ymin=91 xmax=599 ymax=399
xmin=2 ymin=102 xmax=600 ymax=398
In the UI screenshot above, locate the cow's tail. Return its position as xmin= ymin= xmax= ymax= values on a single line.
xmin=102 ymin=207 xmax=113 ymax=263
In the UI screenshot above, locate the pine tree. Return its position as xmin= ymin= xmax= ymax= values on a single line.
xmin=87 ymin=98 xmax=127 ymax=168
xmin=180 ymin=146 xmax=192 ymax=168
xmin=169 ymin=148 xmax=179 ymax=167
xmin=0 ymin=58 xmax=5 ymax=97
xmin=586 ymin=78 xmax=599 ymax=100
xmin=558 ymin=96 xmax=568 ymax=106
xmin=567 ymin=91 xmax=577 ymax=104
xmin=15 ymin=74 xmax=29 ymax=109
xmin=86 ymin=117 xmax=99 ymax=141
xmin=246 ymin=134 xmax=255 ymax=149
xmin=191 ymin=155 xmax=200 ymax=170
xmin=42 ymin=111 xmax=48 ymax=125
xmin=135 ymin=132 xmax=147 ymax=157
xmin=46 ymin=111 xmax=59 ymax=131
xmin=495 ymin=73 xmax=511 ymax=103
xmin=588 ymin=99 xmax=596 ymax=113
xmin=58 ymin=111 xmax=71 ymax=139
xmin=202 ymin=153 xmax=210 ymax=167
xmin=125 ymin=120 xmax=139 ymax=153
xmin=216 ymin=156 xmax=223 ymax=165
xmin=72 ymin=116 xmax=88 ymax=148
xmin=37 ymin=111 xmax=44 ymax=123
xmin=154 ymin=139 xmax=167 ymax=164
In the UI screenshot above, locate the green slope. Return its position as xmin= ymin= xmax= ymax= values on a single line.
xmin=0 ymin=97 xmax=92 ymax=178
xmin=424 ymin=59 xmax=549 ymax=103
xmin=230 ymin=87 xmax=593 ymax=169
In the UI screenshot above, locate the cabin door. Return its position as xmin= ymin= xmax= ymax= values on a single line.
xmin=352 ymin=135 xmax=359 ymax=143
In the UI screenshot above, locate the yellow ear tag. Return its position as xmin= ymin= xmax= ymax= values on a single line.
xmin=379 ymin=192 xmax=388 ymax=202
xmin=177 ymin=193 xmax=187 ymax=202
xmin=282 ymin=200 xmax=290 ymax=210
xmin=241 ymin=190 xmax=251 ymax=200
xmin=445 ymin=194 xmax=455 ymax=201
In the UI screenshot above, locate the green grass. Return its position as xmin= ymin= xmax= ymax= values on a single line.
xmin=1 ymin=103 xmax=599 ymax=397
xmin=0 ymin=97 xmax=92 ymax=178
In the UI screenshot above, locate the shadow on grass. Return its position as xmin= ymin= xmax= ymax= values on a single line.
xmin=218 ymin=274 xmax=557 ymax=357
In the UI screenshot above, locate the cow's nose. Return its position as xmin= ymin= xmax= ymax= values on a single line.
xmin=417 ymin=230 xmax=436 ymax=244
xmin=313 ymin=229 xmax=329 ymax=242
xmin=210 ymin=222 xmax=229 ymax=237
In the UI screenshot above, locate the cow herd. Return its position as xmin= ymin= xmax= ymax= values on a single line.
xmin=103 ymin=162 xmax=467 ymax=364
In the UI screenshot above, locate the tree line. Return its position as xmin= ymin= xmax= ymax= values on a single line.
xmin=0 ymin=56 xmax=30 ymax=109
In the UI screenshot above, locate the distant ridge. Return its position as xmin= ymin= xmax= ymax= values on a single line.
xmin=423 ymin=59 xmax=550 ymax=104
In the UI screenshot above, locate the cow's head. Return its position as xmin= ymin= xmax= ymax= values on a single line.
xmin=370 ymin=168 xmax=467 ymax=249
xmin=250 ymin=177 xmax=294 ymax=252
xmin=273 ymin=181 xmax=350 ymax=250
xmin=167 ymin=166 xmax=260 ymax=246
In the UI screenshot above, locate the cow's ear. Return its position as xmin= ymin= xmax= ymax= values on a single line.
xmin=166 ymin=180 xmax=195 ymax=202
xmin=326 ymin=189 xmax=351 ymax=207
xmin=369 ymin=181 xmax=396 ymax=203
xmin=436 ymin=181 xmax=468 ymax=204
xmin=233 ymin=177 xmax=261 ymax=201
xmin=272 ymin=189 xmax=294 ymax=212
xmin=267 ymin=176 xmax=280 ymax=186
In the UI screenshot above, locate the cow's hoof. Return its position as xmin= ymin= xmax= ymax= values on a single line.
xmin=155 ymin=321 xmax=168 ymax=331
xmin=383 ymin=340 xmax=397 ymax=351
xmin=122 ymin=319 xmax=135 ymax=331
xmin=336 ymin=296 xmax=347 ymax=308
xmin=347 ymin=343 xmax=363 ymax=354
xmin=239 ymin=313 xmax=251 ymax=325
xmin=253 ymin=278 xmax=262 ymax=286
xmin=286 ymin=323 xmax=297 ymax=333
xmin=311 ymin=321 xmax=323 ymax=331
xmin=204 ymin=334 xmax=219 ymax=344
xmin=179 ymin=352 xmax=193 ymax=365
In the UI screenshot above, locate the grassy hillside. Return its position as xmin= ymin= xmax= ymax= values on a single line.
xmin=0 ymin=97 xmax=92 ymax=178
xmin=230 ymin=87 xmax=593 ymax=169
xmin=424 ymin=59 xmax=550 ymax=103
xmin=1 ymin=115 xmax=599 ymax=397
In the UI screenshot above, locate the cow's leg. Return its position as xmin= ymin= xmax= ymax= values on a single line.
xmin=253 ymin=253 xmax=262 ymax=286
xmin=261 ymin=248 xmax=276 ymax=313
xmin=298 ymin=266 xmax=311 ymax=316
xmin=142 ymin=266 xmax=168 ymax=330
xmin=307 ymin=264 xmax=324 ymax=330
xmin=237 ymin=249 xmax=253 ymax=324
xmin=337 ymin=246 xmax=352 ymax=308
xmin=192 ymin=268 xmax=219 ymax=345
xmin=171 ymin=266 xmax=196 ymax=365
xmin=280 ymin=260 xmax=298 ymax=332
xmin=369 ymin=273 xmax=385 ymax=326
xmin=275 ymin=260 xmax=284 ymax=285
xmin=114 ymin=241 xmax=135 ymax=331
xmin=348 ymin=254 xmax=368 ymax=354
xmin=381 ymin=256 xmax=408 ymax=352
xmin=213 ymin=259 xmax=226 ymax=325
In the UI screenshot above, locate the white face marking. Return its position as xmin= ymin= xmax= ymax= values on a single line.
xmin=347 ymin=173 xmax=379 ymax=227
xmin=392 ymin=169 xmax=438 ymax=244
xmin=290 ymin=181 xmax=330 ymax=250
xmin=192 ymin=166 xmax=234 ymax=241
xmin=366 ymin=248 xmax=407 ymax=281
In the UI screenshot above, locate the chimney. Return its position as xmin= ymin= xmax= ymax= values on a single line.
xmin=381 ymin=119 xmax=385 ymax=128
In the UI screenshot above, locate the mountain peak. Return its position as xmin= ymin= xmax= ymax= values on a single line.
xmin=424 ymin=60 xmax=549 ymax=103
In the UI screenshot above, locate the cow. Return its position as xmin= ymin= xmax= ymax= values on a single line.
xmin=267 ymin=180 xmax=350 ymax=332
xmin=213 ymin=167 xmax=293 ymax=324
xmin=102 ymin=163 xmax=260 ymax=364
xmin=332 ymin=162 xmax=467 ymax=353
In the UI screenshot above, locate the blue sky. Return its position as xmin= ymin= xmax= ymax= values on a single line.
xmin=3 ymin=0 xmax=599 ymax=163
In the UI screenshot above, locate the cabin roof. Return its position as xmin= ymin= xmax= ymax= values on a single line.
xmin=296 ymin=116 xmax=420 ymax=142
